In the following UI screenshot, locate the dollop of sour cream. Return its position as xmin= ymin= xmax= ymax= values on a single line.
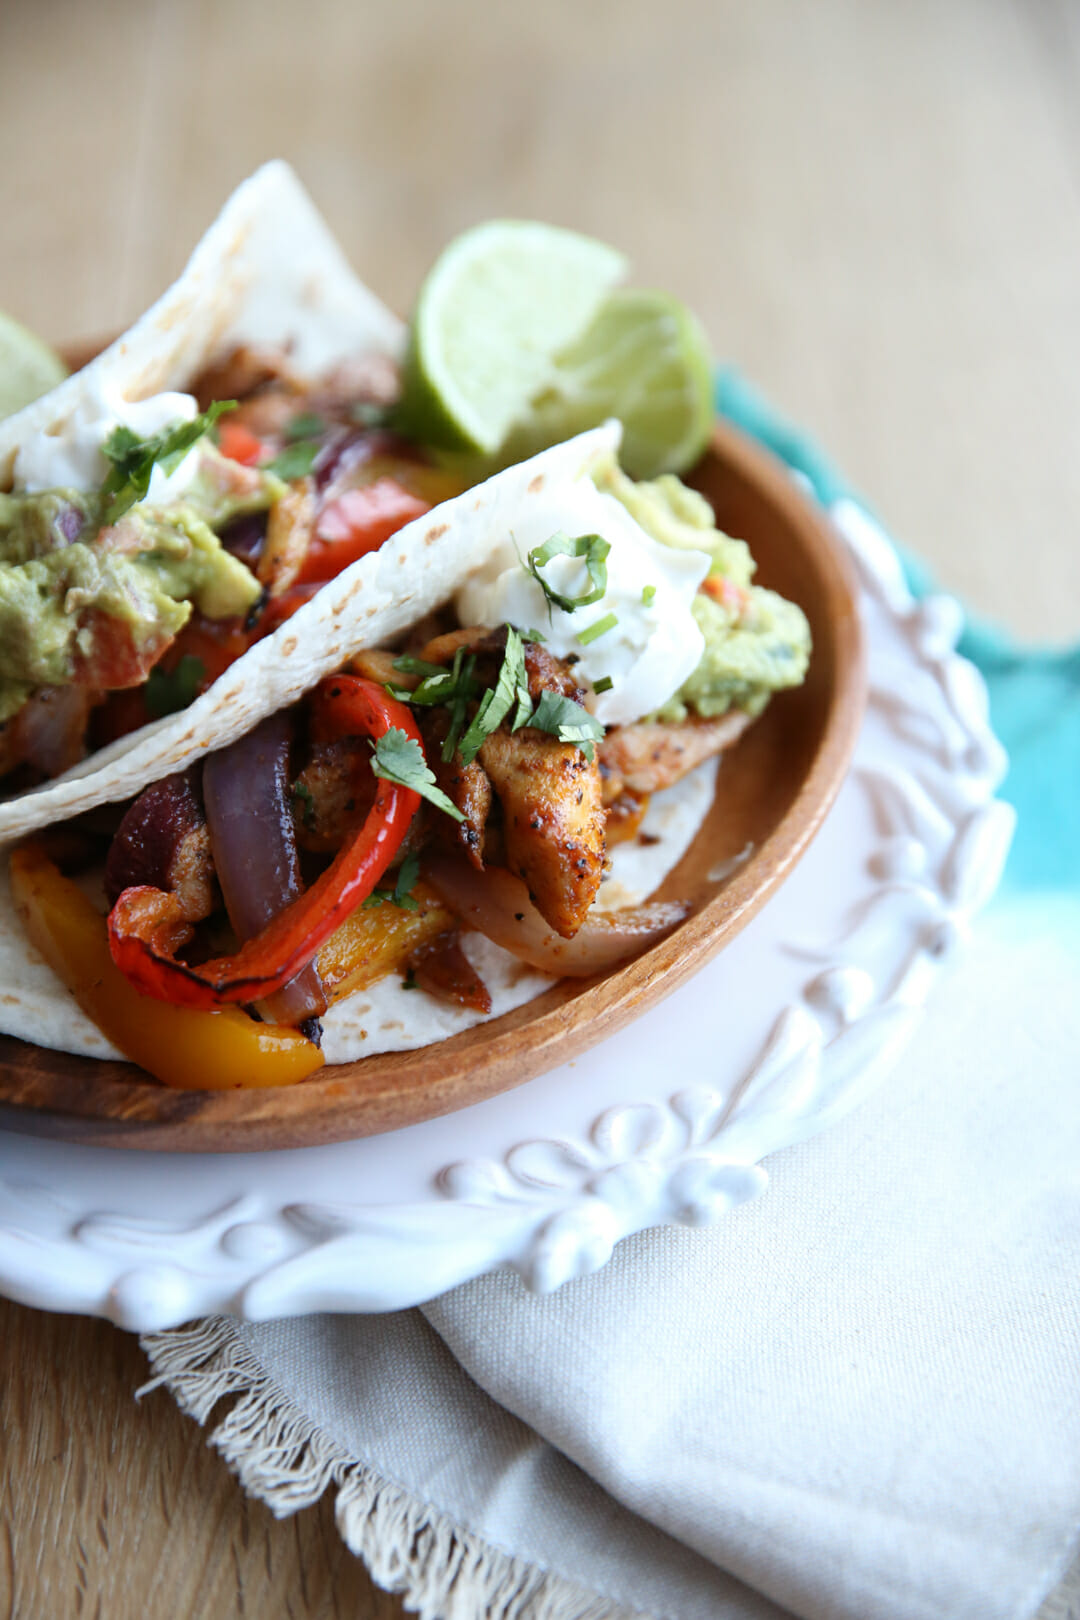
xmin=454 ymin=477 xmax=710 ymax=726
xmin=13 ymin=378 xmax=201 ymax=507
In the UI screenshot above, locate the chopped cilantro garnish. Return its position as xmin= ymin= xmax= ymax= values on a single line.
xmin=388 ymin=650 xmax=481 ymax=751
xmin=101 ymin=402 xmax=236 ymax=523
xmin=458 ymin=628 xmax=531 ymax=765
xmin=143 ymin=655 xmax=206 ymax=719
xmin=284 ymin=411 xmax=325 ymax=442
xmin=363 ymin=848 xmax=422 ymax=910
xmin=641 ymin=584 xmax=657 ymax=606
xmin=528 ymin=689 xmax=605 ymax=762
xmin=263 ymin=439 xmax=320 ymax=480
xmin=441 ymin=649 xmax=479 ymax=762
xmin=526 ymin=532 xmax=610 ymax=616
xmin=349 ymin=400 xmax=390 ymax=428
xmin=388 ymin=625 xmax=606 ymax=771
xmin=593 ymin=675 xmax=614 ymax=694
xmin=521 ymin=628 xmax=547 ymax=643
xmin=371 ymin=728 xmax=465 ymax=822
xmin=394 ymin=849 xmax=422 ymax=901
xmin=392 ymin=653 xmax=452 ymax=680
xmin=577 ymin=611 xmax=618 ymax=646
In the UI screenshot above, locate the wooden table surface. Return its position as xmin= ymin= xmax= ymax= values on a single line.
xmin=1 ymin=1 xmax=1077 ymax=1615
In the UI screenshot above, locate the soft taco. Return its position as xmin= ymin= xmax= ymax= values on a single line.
xmin=0 ymin=165 xmax=811 ymax=1089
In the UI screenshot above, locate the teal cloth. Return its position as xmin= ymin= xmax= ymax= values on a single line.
xmin=716 ymin=367 xmax=1080 ymax=893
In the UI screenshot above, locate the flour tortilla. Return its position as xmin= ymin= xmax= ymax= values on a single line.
xmin=0 ymin=157 xmax=622 ymax=844
xmin=0 ymin=161 xmax=403 ymax=490
xmin=0 ymin=165 xmax=718 ymax=1071
xmin=0 ymin=760 xmax=721 ymax=1064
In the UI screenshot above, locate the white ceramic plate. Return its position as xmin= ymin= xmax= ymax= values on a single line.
xmin=0 ymin=502 xmax=1013 ymax=1329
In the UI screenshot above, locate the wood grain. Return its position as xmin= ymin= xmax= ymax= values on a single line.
xmin=0 ymin=420 xmax=863 ymax=1151
xmin=0 ymin=1300 xmax=401 ymax=1619
xmin=1 ymin=1 xmax=1077 ymax=1616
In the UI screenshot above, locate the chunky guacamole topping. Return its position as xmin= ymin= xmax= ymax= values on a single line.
xmin=0 ymin=448 xmax=267 ymax=723
xmin=596 ymin=460 xmax=811 ymax=721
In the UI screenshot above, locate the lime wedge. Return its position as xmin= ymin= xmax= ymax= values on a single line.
xmin=395 ymin=220 xmax=627 ymax=454
xmin=502 ymin=288 xmax=714 ymax=480
xmin=0 ymin=310 xmax=67 ymax=421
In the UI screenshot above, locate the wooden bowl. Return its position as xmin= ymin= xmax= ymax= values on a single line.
xmin=0 ymin=421 xmax=865 ymax=1151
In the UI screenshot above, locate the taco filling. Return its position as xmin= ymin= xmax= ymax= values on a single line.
xmin=0 ymin=350 xmax=462 ymax=788
xmin=6 ymin=351 xmax=808 ymax=1085
xmin=0 ymin=165 xmax=811 ymax=1089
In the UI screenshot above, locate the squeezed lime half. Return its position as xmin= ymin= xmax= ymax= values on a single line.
xmin=502 ymin=287 xmax=715 ymax=479
xmin=0 ymin=310 xmax=67 ymax=421
xmin=395 ymin=220 xmax=627 ymax=454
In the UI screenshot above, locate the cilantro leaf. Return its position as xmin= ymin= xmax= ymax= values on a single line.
xmin=577 ymin=610 xmax=618 ymax=646
xmin=363 ymin=848 xmax=422 ymax=910
xmin=393 ymin=653 xmax=452 ymax=679
xmin=143 ymin=655 xmax=206 ymax=719
xmin=371 ymin=728 xmax=465 ymax=822
xmin=101 ymin=401 xmax=236 ymax=522
xmin=394 ymin=849 xmax=421 ymax=902
xmin=440 ymin=650 xmax=478 ymax=763
xmin=284 ymin=411 xmax=325 ymax=442
xmin=263 ymin=439 xmax=320 ymax=480
xmin=526 ymin=532 xmax=610 ymax=616
xmin=458 ymin=628 xmax=530 ymax=765
xmin=528 ymin=689 xmax=605 ymax=762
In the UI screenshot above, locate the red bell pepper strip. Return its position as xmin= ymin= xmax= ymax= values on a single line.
xmin=299 ymin=479 xmax=431 ymax=583
xmin=218 ymin=419 xmax=266 ymax=467
xmin=108 ymin=677 xmax=421 ymax=1010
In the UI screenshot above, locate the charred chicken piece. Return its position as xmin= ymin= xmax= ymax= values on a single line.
xmin=192 ymin=346 xmax=305 ymax=418
xmin=0 ymin=686 xmax=95 ymax=787
xmin=289 ymin=735 xmax=377 ymax=855
xmin=415 ymin=627 xmax=607 ymax=939
xmin=478 ymin=727 xmax=605 ymax=939
xmin=406 ymin=930 xmax=492 ymax=1013
xmin=257 ymin=479 xmax=316 ymax=598
xmin=105 ymin=770 xmax=218 ymax=923
xmin=604 ymin=788 xmax=650 ymax=845
xmin=417 ymin=706 xmax=493 ymax=870
xmin=598 ymin=711 xmax=752 ymax=798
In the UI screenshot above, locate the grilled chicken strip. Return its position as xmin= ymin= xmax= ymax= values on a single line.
xmin=479 ymin=725 xmax=606 ymax=938
xmin=416 ymin=627 xmax=606 ymax=936
xmin=598 ymin=711 xmax=752 ymax=799
xmin=418 ymin=706 xmax=493 ymax=870
xmin=105 ymin=770 xmax=218 ymax=922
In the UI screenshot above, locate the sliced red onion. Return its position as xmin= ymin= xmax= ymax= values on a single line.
xmin=105 ymin=771 xmax=212 ymax=919
xmin=423 ymin=852 xmax=690 ymax=977
xmin=202 ymin=712 xmax=327 ymax=1030
xmin=313 ymin=426 xmax=424 ymax=494
xmin=218 ymin=512 xmax=268 ymax=570
xmin=312 ymin=427 xmax=380 ymax=494
xmin=57 ymin=502 xmax=86 ymax=544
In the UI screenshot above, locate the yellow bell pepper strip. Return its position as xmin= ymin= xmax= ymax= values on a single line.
xmin=317 ymin=882 xmax=456 ymax=1005
xmin=9 ymin=843 xmax=324 ymax=1090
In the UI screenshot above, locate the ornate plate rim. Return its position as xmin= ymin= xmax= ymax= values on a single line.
xmin=0 ymin=499 xmax=1013 ymax=1329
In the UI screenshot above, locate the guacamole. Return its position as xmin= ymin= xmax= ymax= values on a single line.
xmin=0 ymin=480 xmax=262 ymax=720
xmin=598 ymin=461 xmax=811 ymax=721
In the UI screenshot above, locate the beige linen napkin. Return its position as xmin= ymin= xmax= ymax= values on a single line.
xmin=143 ymin=893 xmax=1080 ymax=1620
